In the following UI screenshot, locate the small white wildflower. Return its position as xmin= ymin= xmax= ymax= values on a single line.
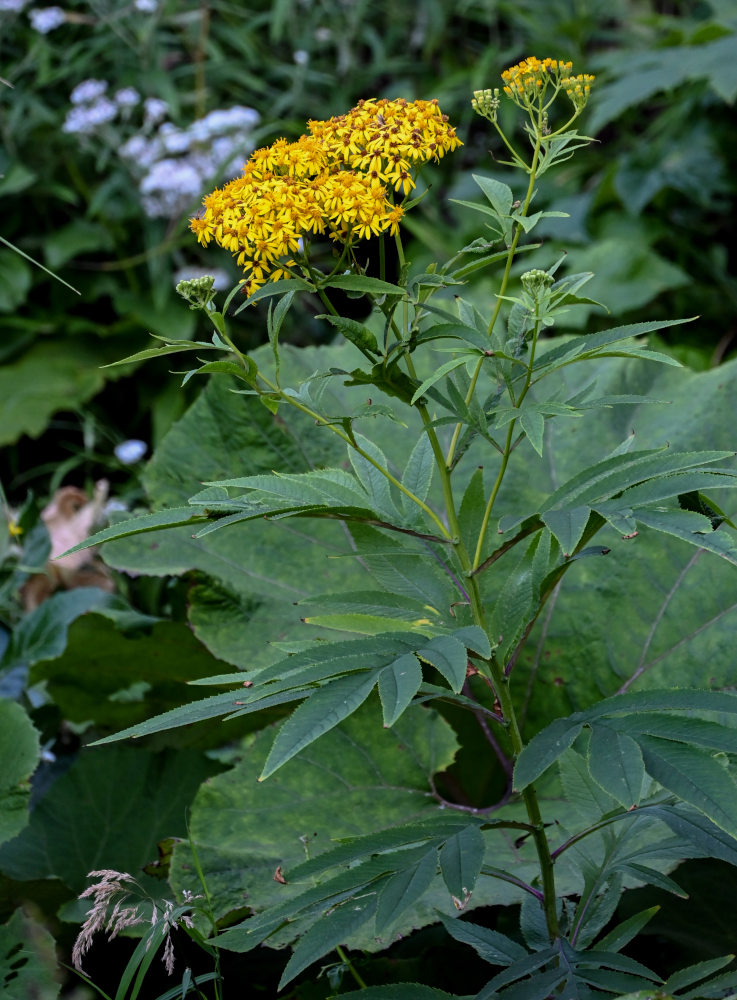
xmin=159 ymin=126 xmax=191 ymax=155
xmin=119 ymin=133 xmax=158 ymax=167
xmin=70 ymin=79 xmax=108 ymax=105
xmin=143 ymin=97 xmax=168 ymax=124
xmin=114 ymin=439 xmax=147 ymax=465
xmin=115 ymin=87 xmax=140 ymax=108
xmin=140 ymin=158 xmax=202 ymax=216
xmin=28 ymin=4 xmax=64 ymax=31
xmin=293 ymin=49 xmax=309 ymax=66
xmin=62 ymin=98 xmax=117 ymax=134
xmin=134 ymin=0 xmax=158 ymax=10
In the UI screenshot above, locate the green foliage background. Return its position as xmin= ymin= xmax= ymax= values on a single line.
xmin=2 ymin=0 xmax=737 ymax=996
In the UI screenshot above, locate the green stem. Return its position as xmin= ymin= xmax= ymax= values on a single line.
xmin=444 ymin=126 xmax=543 ymax=470
xmin=401 ymin=117 xmax=559 ymax=940
xmin=471 ymin=315 xmax=541 ymax=571
xmin=336 ymin=945 xmax=367 ymax=990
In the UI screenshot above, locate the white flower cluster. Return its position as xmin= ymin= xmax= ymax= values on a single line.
xmin=120 ymin=105 xmax=261 ymax=218
xmin=61 ymin=80 xmax=260 ymax=219
xmin=29 ymin=4 xmax=65 ymax=31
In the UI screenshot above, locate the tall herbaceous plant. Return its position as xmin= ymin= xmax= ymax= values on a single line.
xmin=70 ymin=59 xmax=737 ymax=999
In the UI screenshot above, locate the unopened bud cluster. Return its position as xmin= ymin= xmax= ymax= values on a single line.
xmin=176 ymin=274 xmax=217 ymax=310
xmin=472 ymin=88 xmax=500 ymax=123
xmin=521 ymin=268 xmax=554 ymax=298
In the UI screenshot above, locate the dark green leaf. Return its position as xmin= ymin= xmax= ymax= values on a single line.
xmin=587 ymin=724 xmax=645 ymax=808
xmin=278 ymin=891 xmax=379 ymax=988
xmin=260 ymin=671 xmax=378 ymax=778
xmin=0 ymin=702 xmax=40 ymax=848
xmin=514 ymin=719 xmax=584 ymax=789
xmin=438 ymin=825 xmax=486 ymax=900
xmin=318 ymin=314 xmax=380 ymax=355
xmin=663 ymin=955 xmax=736 ymax=995
xmin=416 ymin=635 xmax=468 ymax=693
xmin=637 ymin=735 xmax=737 ymax=836
xmin=540 ymin=507 xmax=591 ymax=557
xmin=438 ymin=913 xmax=527 ymax=966
xmin=321 ymin=274 xmax=405 ymax=296
xmin=379 ymin=653 xmax=423 ymax=726
xmin=595 ymin=907 xmax=660 ymax=953
xmin=375 ymin=848 xmax=438 ymax=932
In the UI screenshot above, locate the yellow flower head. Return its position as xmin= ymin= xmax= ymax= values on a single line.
xmin=190 ymin=98 xmax=460 ymax=294
xmin=560 ymin=73 xmax=596 ymax=110
xmin=499 ymin=57 xmax=595 ymax=115
xmin=309 ymin=97 xmax=463 ymax=195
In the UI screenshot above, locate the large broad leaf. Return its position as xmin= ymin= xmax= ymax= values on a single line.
xmin=0 ymin=339 xmax=128 ymax=446
xmin=0 ymin=908 xmax=59 ymax=1000
xmin=0 ymin=747 xmax=220 ymax=902
xmin=0 ymin=702 xmax=40 ymax=848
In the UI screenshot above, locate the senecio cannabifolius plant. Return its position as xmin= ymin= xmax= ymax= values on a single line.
xmin=72 ymin=59 xmax=737 ymax=999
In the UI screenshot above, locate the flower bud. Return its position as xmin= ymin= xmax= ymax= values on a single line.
xmin=176 ymin=274 xmax=217 ymax=310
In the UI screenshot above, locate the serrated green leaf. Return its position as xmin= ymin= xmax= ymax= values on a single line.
xmin=533 ymin=319 xmax=688 ymax=373
xmin=619 ymin=863 xmax=686 ymax=898
xmin=261 ymin=671 xmax=377 ymax=778
xmin=102 ymin=339 xmax=222 ymax=369
xmin=587 ymin=724 xmax=645 ymax=808
xmin=540 ymin=507 xmax=591 ymax=557
xmin=318 ymin=314 xmax=380 ymax=355
xmin=410 ymin=357 xmax=470 ymax=405
xmin=438 ymin=825 xmax=485 ymax=900
xmin=476 ymin=950 xmax=561 ymax=1000
xmin=635 ymin=509 xmax=737 ymax=565
xmin=375 ymin=848 xmax=437 ymax=933
xmin=234 ymin=276 xmax=314 ymax=313
xmin=438 ymin=913 xmax=527 ymax=966
xmin=514 ymin=719 xmax=584 ymax=789
xmin=519 ymin=409 xmax=545 ymax=457
xmin=303 ymin=613 xmax=434 ymax=636
xmin=637 ymin=735 xmax=737 ymax=836
xmin=653 ymin=804 xmax=737 ymax=866
xmin=610 ymin=713 xmax=737 ymax=755
xmin=182 ymin=358 xmax=256 ymax=384
xmin=663 ymin=955 xmax=735 ymax=995
xmin=278 ymin=891 xmax=379 ymax=989
xmin=416 ymin=635 xmax=468 ymax=692
xmin=595 ymin=907 xmax=660 ymax=953
xmin=321 ymin=274 xmax=405 ymax=296
xmin=378 ymin=653 xmax=423 ymax=726
xmin=473 ymin=174 xmax=514 ymax=219
xmin=580 ymin=688 xmax=737 ymax=723
xmin=89 ymin=688 xmax=256 ymax=744
xmin=60 ymin=507 xmax=208 ymax=558
xmin=402 ymin=433 xmax=435 ymax=508
xmin=349 ymin=434 xmax=400 ymax=520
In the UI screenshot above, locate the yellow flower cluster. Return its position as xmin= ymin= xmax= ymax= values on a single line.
xmin=309 ymin=98 xmax=462 ymax=196
xmin=501 ymin=57 xmax=574 ymax=104
xmin=190 ymin=99 xmax=461 ymax=295
xmin=560 ymin=73 xmax=596 ymax=109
